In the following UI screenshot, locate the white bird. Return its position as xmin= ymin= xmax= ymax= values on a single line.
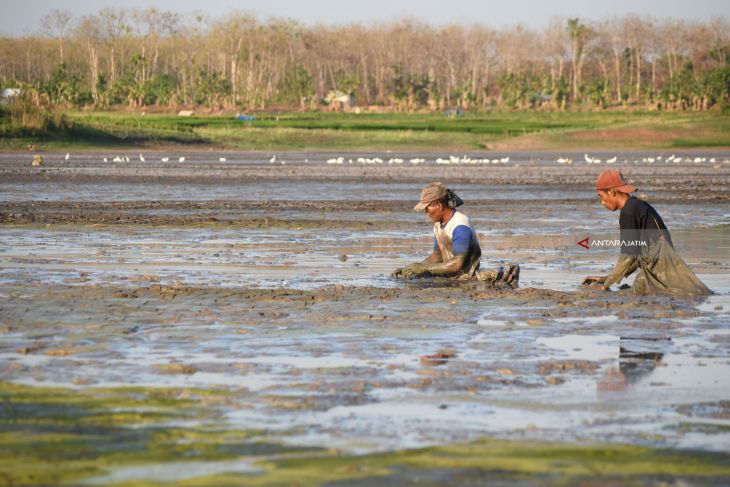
xmin=103 ymin=157 xmax=108 ymax=163
xmin=606 ymin=156 xmax=617 ymax=163
xmin=500 ymin=157 xmax=510 ymax=163
xmin=64 ymin=153 xmax=70 ymax=161
xmin=161 ymin=157 xmax=169 ymax=162
xmin=178 ymin=156 xmax=186 ymax=162
xmin=269 ymin=155 xmax=276 ymax=163
xmin=219 ymin=157 xmax=227 ymax=162
xmin=125 ymin=156 xmax=130 ymax=162
xmin=113 ymin=156 xmax=123 ymax=163
xmin=139 ymin=153 xmax=145 ymax=162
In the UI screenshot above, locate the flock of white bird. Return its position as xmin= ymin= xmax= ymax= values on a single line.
xmin=51 ymin=152 xmax=729 ymax=166
xmin=566 ymin=154 xmax=730 ymax=165
xmin=99 ymin=154 xmax=190 ymax=163
xmin=325 ymin=155 xmax=509 ymax=165
xmin=60 ymin=153 xmax=230 ymax=163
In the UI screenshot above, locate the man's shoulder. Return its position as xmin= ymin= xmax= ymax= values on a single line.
xmin=622 ymin=196 xmax=648 ymax=215
xmin=628 ymin=197 xmax=661 ymax=217
xmin=450 ymin=211 xmax=471 ymax=227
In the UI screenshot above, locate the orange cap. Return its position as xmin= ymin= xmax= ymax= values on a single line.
xmin=596 ymin=170 xmax=637 ymax=193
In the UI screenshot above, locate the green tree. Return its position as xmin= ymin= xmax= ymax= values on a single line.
xmin=194 ymin=68 xmax=231 ymax=109
xmin=143 ymin=74 xmax=174 ymax=106
xmin=40 ymin=63 xmax=89 ymax=106
xmin=276 ymin=65 xmax=314 ymax=109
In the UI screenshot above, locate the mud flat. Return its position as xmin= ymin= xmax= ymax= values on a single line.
xmin=1 ymin=151 xmax=729 ymax=485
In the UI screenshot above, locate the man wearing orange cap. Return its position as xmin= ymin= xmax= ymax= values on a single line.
xmin=583 ymin=170 xmax=710 ymax=295
xmin=392 ymin=182 xmax=519 ymax=287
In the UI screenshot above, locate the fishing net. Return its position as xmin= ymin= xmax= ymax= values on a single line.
xmin=632 ymin=239 xmax=712 ymax=297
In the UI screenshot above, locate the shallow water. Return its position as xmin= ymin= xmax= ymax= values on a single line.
xmin=1 ymin=151 xmax=729 ymax=481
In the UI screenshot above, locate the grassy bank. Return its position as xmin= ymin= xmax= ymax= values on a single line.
xmin=1 ymin=109 xmax=729 ymax=151
xmin=2 ymin=381 xmax=729 ymax=486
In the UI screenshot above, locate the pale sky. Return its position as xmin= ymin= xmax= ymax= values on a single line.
xmin=2 ymin=0 xmax=728 ymax=36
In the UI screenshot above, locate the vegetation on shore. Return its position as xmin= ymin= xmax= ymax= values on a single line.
xmin=1 ymin=107 xmax=729 ymax=151
xmin=2 ymin=11 xmax=729 ymax=114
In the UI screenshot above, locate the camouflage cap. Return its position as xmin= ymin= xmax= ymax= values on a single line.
xmin=413 ymin=182 xmax=448 ymax=211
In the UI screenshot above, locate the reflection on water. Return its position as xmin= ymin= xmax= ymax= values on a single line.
xmin=619 ymin=337 xmax=668 ymax=385
xmin=597 ymin=337 xmax=669 ymax=393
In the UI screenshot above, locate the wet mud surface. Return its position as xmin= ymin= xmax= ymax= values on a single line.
xmin=1 ymin=150 xmax=729 ymax=485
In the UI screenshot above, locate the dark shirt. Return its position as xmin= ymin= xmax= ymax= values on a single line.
xmin=619 ymin=196 xmax=673 ymax=255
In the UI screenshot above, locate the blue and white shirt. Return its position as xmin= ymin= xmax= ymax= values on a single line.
xmin=433 ymin=210 xmax=482 ymax=279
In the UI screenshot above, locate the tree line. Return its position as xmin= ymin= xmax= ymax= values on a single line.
xmin=1 ymin=9 xmax=728 ymax=112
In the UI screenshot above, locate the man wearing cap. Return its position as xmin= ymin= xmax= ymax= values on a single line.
xmin=583 ymin=170 xmax=709 ymax=295
xmin=392 ymin=182 xmax=519 ymax=286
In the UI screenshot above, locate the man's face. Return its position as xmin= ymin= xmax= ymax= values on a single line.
xmin=597 ymin=189 xmax=621 ymax=211
xmin=424 ymin=201 xmax=444 ymax=222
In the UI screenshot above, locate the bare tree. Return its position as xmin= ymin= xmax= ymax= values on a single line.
xmin=567 ymin=18 xmax=592 ymax=102
xmin=75 ymin=15 xmax=103 ymax=104
xmin=544 ymin=18 xmax=568 ymax=100
xmin=41 ymin=9 xmax=73 ymax=63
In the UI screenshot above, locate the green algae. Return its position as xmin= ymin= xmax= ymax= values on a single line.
xmin=2 ymin=381 xmax=729 ymax=486
xmin=231 ymin=440 xmax=730 ymax=487
xmin=0 ymin=381 xmax=315 ymax=486
xmin=669 ymin=422 xmax=730 ymax=434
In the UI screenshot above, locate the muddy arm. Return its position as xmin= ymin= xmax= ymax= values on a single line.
xmin=392 ymin=251 xmax=443 ymax=277
xmin=422 ymin=250 xmax=443 ymax=264
xmin=421 ymin=253 xmax=466 ymax=275
xmin=399 ymin=253 xmax=466 ymax=278
xmin=603 ymin=255 xmax=639 ymax=290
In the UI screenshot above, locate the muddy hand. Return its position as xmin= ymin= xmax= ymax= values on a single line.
xmin=401 ymin=264 xmax=426 ymax=279
xmin=502 ymin=263 xmax=520 ymax=288
xmin=582 ymin=275 xmax=606 ymax=286
xmin=391 ymin=267 xmax=404 ymax=278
